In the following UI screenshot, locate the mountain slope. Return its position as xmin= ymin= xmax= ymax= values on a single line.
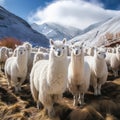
xmin=31 ymin=22 xmax=82 ymax=40
xmin=0 ymin=6 xmax=49 ymax=47
xmin=70 ymin=15 xmax=120 ymax=46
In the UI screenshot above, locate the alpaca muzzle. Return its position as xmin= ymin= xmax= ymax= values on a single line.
xmin=57 ymin=50 xmax=61 ymax=56
xmin=75 ymin=50 xmax=79 ymax=55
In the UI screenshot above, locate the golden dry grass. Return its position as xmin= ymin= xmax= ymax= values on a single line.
xmin=0 ymin=71 xmax=120 ymax=120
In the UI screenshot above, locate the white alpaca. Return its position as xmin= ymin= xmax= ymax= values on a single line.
xmin=38 ymin=47 xmax=49 ymax=53
xmin=0 ymin=46 xmax=9 ymax=71
xmin=33 ymin=52 xmax=45 ymax=65
xmin=4 ymin=46 xmax=28 ymax=92
xmin=87 ymin=47 xmax=95 ymax=56
xmin=106 ymin=47 xmax=113 ymax=53
xmin=85 ymin=50 xmax=108 ymax=95
xmin=22 ymin=42 xmax=33 ymax=79
xmin=105 ymin=46 xmax=120 ymax=77
xmin=30 ymin=39 xmax=68 ymax=117
xmin=68 ymin=43 xmax=91 ymax=106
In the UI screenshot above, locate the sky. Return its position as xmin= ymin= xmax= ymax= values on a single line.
xmin=0 ymin=0 xmax=120 ymax=29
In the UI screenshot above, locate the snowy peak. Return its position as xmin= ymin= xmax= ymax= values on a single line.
xmin=0 ymin=6 xmax=49 ymax=47
xmin=70 ymin=15 xmax=120 ymax=47
xmin=31 ymin=22 xmax=82 ymax=40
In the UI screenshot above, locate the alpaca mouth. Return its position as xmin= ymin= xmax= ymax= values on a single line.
xmin=104 ymin=54 xmax=106 ymax=58
xmin=75 ymin=50 xmax=78 ymax=55
xmin=20 ymin=52 xmax=23 ymax=55
xmin=57 ymin=51 xmax=61 ymax=56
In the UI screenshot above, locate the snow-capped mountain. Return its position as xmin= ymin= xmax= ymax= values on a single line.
xmin=31 ymin=22 xmax=82 ymax=40
xmin=0 ymin=6 xmax=49 ymax=47
xmin=70 ymin=15 xmax=120 ymax=47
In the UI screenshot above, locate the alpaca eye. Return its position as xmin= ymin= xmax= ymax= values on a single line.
xmin=53 ymin=47 xmax=55 ymax=49
xmin=62 ymin=47 xmax=64 ymax=49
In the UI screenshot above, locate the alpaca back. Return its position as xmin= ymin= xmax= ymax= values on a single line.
xmin=30 ymin=60 xmax=48 ymax=92
xmin=5 ymin=57 xmax=16 ymax=76
xmin=83 ymin=61 xmax=91 ymax=92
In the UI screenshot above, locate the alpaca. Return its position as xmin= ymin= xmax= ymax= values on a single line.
xmin=105 ymin=46 xmax=120 ymax=77
xmin=22 ymin=42 xmax=33 ymax=79
xmin=87 ymin=47 xmax=95 ymax=56
xmin=85 ymin=50 xmax=108 ymax=95
xmin=33 ymin=52 xmax=45 ymax=65
xmin=68 ymin=43 xmax=91 ymax=106
xmin=106 ymin=47 xmax=113 ymax=53
xmin=38 ymin=47 xmax=49 ymax=53
xmin=0 ymin=46 xmax=9 ymax=71
xmin=30 ymin=39 xmax=68 ymax=117
xmin=4 ymin=45 xmax=28 ymax=92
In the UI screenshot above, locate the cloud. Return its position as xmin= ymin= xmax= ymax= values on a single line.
xmin=0 ymin=0 xmax=5 ymax=6
xmin=27 ymin=0 xmax=120 ymax=29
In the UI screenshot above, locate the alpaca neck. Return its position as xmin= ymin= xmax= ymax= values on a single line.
xmin=116 ymin=51 xmax=120 ymax=61
xmin=47 ymin=51 xmax=68 ymax=85
xmin=71 ymin=52 xmax=84 ymax=77
xmin=28 ymin=50 xmax=31 ymax=60
xmin=94 ymin=55 xmax=105 ymax=75
xmin=49 ymin=52 xmax=67 ymax=68
xmin=17 ymin=54 xmax=27 ymax=72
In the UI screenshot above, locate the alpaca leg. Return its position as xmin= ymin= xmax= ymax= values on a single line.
xmin=97 ymin=84 xmax=101 ymax=95
xmin=113 ymin=69 xmax=118 ymax=77
xmin=39 ymin=93 xmax=56 ymax=117
xmin=47 ymin=105 xmax=55 ymax=118
xmin=18 ymin=77 xmax=26 ymax=91
xmin=6 ymin=74 xmax=12 ymax=88
xmin=37 ymin=101 xmax=43 ymax=110
xmin=53 ymin=94 xmax=62 ymax=103
xmin=92 ymin=78 xmax=98 ymax=95
xmin=16 ymin=77 xmax=26 ymax=91
xmin=1 ymin=62 xmax=4 ymax=72
xmin=12 ymin=77 xmax=19 ymax=93
xmin=15 ymin=85 xmax=19 ymax=93
xmin=30 ymin=80 xmax=43 ymax=109
xmin=73 ymin=94 xmax=79 ymax=106
xmin=78 ymin=93 xmax=85 ymax=106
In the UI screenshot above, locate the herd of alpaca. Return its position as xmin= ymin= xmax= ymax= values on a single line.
xmin=0 ymin=39 xmax=120 ymax=118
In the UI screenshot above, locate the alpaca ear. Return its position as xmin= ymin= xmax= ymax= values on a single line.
xmin=63 ymin=38 xmax=67 ymax=44
xmin=50 ymin=39 xmax=54 ymax=45
xmin=71 ymin=42 xmax=74 ymax=45
xmin=15 ymin=44 xmax=18 ymax=48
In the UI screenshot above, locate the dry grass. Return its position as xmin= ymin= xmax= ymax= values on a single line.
xmin=0 ymin=71 xmax=120 ymax=120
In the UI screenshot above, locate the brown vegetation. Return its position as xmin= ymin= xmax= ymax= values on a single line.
xmin=0 ymin=71 xmax=120 ymax=120
xmin=0 ymin=37 xmax=22 ymax=49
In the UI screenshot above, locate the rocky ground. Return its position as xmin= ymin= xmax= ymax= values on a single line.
xmin=0 ymin=71 xmax=120 ymax=120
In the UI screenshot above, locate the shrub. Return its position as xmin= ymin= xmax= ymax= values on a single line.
xmin=0 ymin=37 xmax=22 ymax=49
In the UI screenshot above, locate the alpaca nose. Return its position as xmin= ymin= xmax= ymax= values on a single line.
xmin=75 ymin=50 xmax=78 ymax=55
xmin=104 ymin=54 xmax=106 ymax=58
xmin=57 ymin=50 xmax=61 ymax=56
xmin=56 ymin=49 xmax=61 ymax=56
xmin=20 ymin=51 xmax=23 ymax=54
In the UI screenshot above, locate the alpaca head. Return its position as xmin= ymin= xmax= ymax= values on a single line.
xmin=23 ymin=42 xmax=32 ymax=52
xmin=35 ymin=52 xmax=44 ymax=61
xmin=107 ymin=48 xmax=113 ymax=53
xmin=49 ymin=38 xmax=67 ymax=57
xmin=96 ymin=50 xmax=106 ymax=59
xmin=70 ymin=43 xmax=83 ymax=56
xmin=116 ymin=46 xmax=120 ymax=54
xmin=1 ymin=47 xmax=7 ymax=54
xmin=16 ymin=46 xmax=27 ymax=57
